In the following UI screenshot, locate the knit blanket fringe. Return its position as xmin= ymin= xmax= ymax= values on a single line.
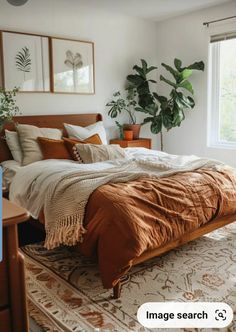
xmin=45 ymin=214 xmax=87 ymax=250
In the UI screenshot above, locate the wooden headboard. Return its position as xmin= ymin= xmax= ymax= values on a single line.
xmin=0 ymin=113 xmax=102 ymax=163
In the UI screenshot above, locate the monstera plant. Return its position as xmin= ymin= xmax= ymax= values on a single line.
xmin=127 ymin=59 xmax=205 ymax=150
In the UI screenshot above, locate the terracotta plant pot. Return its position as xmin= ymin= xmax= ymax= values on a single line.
xmin=124 ymin=124 xmax=141 ymax=139
xmin=123 ymin=130 xmax=133 ymax=141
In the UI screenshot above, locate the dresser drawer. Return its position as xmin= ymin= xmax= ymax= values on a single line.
xmin=126 ymin=140 xmax=151 ymax=148
xmin=0 ymin=308 xmax=11 ymax=332
xmin=0 ymin=233 xmax=9 ymax=308
xmin=110 ymin=138 xmax=151 ymax=149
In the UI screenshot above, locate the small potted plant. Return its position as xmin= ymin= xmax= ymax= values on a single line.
xmin=106 ymin=89 xmax=141 ymax=139
xmin=0 ymin=87 xmax=20 ymax=132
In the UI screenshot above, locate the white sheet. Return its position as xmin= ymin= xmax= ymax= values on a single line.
xmin=1 ymin=160 xmax=22 ymax=190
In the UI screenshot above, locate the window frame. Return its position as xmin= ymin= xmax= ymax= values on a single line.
xmin=208 ymin=38 xmax=236 ymax=150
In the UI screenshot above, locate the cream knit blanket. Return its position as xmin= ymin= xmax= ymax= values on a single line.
xmin=10 ymin=151 xmax=222 ymax=249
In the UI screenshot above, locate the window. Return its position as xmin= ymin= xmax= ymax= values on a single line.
xmin=209 ymin=33 xmax=236 ymax=148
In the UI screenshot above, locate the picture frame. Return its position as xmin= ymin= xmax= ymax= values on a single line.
xmin=0 ymin=31 xmax=50 ymax=92
xmin=50 ymin=37 xmax=95 ymax=94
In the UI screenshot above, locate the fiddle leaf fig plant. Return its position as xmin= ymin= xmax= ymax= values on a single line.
xmin=127 ymin=58 xmax=204 ymax=150
xmin=127 ymin=59 xmax=157 ymax=109
xmin=0 ymin=87 xmax=20 ymax=132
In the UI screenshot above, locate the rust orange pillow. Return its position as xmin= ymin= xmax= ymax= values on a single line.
xmin=37 ymin=137 xmax=73 ymax=160
xmin=63 ymin=134 xmax=102 ymax=161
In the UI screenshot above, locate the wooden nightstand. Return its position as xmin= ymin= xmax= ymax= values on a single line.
xmin=0 ymin=198 xmax=30 ymax=332
xmin=110 ymin=138 xmax=151 ymax=149
xmin=2 ymin=187 xmax=9 ymax=198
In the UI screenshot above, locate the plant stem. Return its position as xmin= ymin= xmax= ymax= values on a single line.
xmin=126 ymin=109 xmax=136 ymax=124
xmin=160 ymin=131 xmax=164 ymax=151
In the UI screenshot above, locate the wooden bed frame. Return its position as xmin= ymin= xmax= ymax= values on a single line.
xmin=1 ymin=113 xmax=236 ymax=299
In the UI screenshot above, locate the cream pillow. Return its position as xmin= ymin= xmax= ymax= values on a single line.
xmin=64 ymin=121 xmax=107 ymax=145
xmin=17 ymin=124 xmax=62 ymax=165
xmin=5 ymin=130 xmax=23 ymax=163
xmin=75 ymin=143 xmax=126 ymax=163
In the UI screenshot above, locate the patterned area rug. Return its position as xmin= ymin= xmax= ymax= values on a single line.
xmin=21 ymin=223 xmax=236 ymax=332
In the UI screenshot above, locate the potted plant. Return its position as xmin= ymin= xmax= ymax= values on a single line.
xmin=127 ymin=59 xmax=204 ymax=150
xmin=106 ymin=90 xmax=141 ymax=139
xmin=0 ymin=87 xmax=20 ymax=132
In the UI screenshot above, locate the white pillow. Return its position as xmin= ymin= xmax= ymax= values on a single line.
xmin=5 ymin=130 xmax=23 ymax=164
xmin=17 ymin=124 xmax=62 ymax=166
xmin=64 ymin=121 xmax=107 ymax=145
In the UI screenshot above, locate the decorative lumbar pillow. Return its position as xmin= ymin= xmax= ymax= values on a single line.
xmin=75 ymin=143 xmax=126 ymax=163
xmin=37 ymin=137 xmax=73 ymax=160
xmin=5 ymin=130 xmax=23 ymax=163
xmin=17 ymin=124 xmax=62 ymax=165
xmin=63 ymin=134 xmax=102 ymax=161
xmin=64 ymin=121 xmax=107 ymax=144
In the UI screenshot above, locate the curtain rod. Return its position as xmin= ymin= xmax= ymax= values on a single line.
xmin=203 ymin=15 xmax=236 ymax=27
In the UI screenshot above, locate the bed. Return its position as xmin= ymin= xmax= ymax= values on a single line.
xmin=1 ymin=113 xmax=236 ymax=299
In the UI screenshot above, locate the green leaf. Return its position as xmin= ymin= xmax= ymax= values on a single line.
xmin=180 ymin=69 xmax=192 ymax=81
xmin=172 ymin=106 xmax=185 ymax=127
xmin=148 ymin=79 xmax=157 ymax=83
xmin=161 ymin=63 xmax=180 ymax=82
xmin=133 ymin=65 xmax=145 ymax=78
xmin=153 ymin=93 xmax=167 ymax=103
xmin=138 ymin=93 xmax=154 ymax=109
xmin=186 ymin=61 xmax=205 ymax=71
xmin=162 ymin=108 xmax=173 ymax=130
xmin=145 ymin=104 xmax=159 ymax=116
xmin=146 ymin=66 xmax=158 ymax=74
xmin=160 ymin=75 xmax=177 ymax=89
xmin=174 ymin=58 xmax=182 ymax=71
xmin=178 ymin=80 xmax=194 ymax=94
xmin=150 ymin=115 xmax=162 ymax=134
xmin=142 ymin=117 xmax=153 ymax=124
xmin=171 ymin=90 xmax=195 ymax=109
xmin=135 ymin=106 xmax=150 ymax=113
xmin=141 ymin=59 xmax=148 ymax=73
xmin=115 ymin=121 xmax=124 ymax=139
xmin=127 ymin=74 xmax=144 ymax=86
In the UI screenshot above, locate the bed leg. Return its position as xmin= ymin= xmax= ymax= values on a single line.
xmin=113 ymin=281 xmax=121 ymax=299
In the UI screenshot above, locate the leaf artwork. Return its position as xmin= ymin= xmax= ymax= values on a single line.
xmin=15 ymin=47 xmax=31 ymax=81
xmin=64 ymin=50 xmax=83 ymax=90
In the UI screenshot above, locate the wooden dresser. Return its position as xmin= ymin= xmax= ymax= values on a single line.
xmin=110 ymin=138 xmax=152 ymax=149
xmin=0 ymin=198 xmax=30 ymax=332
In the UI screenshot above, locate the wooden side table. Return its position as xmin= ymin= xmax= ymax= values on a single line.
xmin=2 ymin=187 xmax=9 ymax=198
xmin=0 ymin=198 xmax=30 ymax=332
xmin=110 ymin=138 xmax=152 ymax=149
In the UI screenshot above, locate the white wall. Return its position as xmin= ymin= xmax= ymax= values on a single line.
xmin=0 ymin=0 xmax=158 ymax=145
xmin=156 ymin=0 xmax=236 ymax=166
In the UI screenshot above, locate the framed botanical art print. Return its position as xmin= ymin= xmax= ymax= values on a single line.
xmin=1 ymin=31 xmax=50 ymax=92
xmin=51 ymin=37 xmax=95 ymax=94
xmin=0 ymin=31 xmax=50 ymax=92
